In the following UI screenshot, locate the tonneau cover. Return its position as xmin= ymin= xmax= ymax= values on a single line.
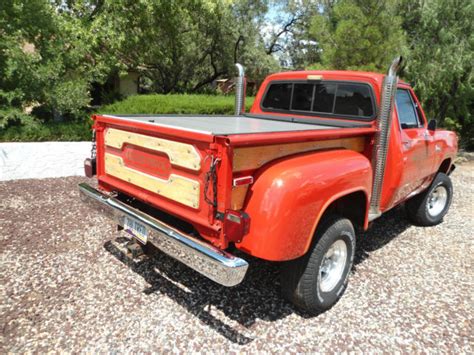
xmin=101 ymin=114 xmax=359 ymax=135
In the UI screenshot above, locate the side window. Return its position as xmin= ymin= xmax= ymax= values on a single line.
xmin=396 ymin=89 xmax=420 ymax=129
xmin=262 ymin=83 xmax=292 ymax=110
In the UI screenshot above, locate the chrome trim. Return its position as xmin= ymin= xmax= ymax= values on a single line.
xmin=369 ymin=56 xmax=402 ymax=221
xmin=78 ymin=183 xmax=249 ymax=287
xmin=234 ymin=63 xmax=246 ymax=115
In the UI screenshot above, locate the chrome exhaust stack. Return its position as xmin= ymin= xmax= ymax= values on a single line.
xmin=369 ymin=56 xmax=403 ymax=221
xmin=234 ymin=63 xmax=246 ymax=115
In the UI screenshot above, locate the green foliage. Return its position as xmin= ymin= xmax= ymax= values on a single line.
xmin=0 ymin=0 xmax=472 ymax=149
xmin=92 ymin=0 xmax=278 ymax=93
xmin=0 ymin=0 xmax=275 ymax=122
xmin=399 ymin=0 xmax=473 ymax=149
xmin=308 ymin=0 xmax=406 ymax=72
xmin=100 ymin=94 xmax=254 ymax=115
xmin=0 ymin=0 xmax=110 ymax=117
xmin=0 ymin=120 xmax=93 ymax=142
xmin=0 ymin=108 xmax=35 ymax=130
xmin=0 ymin=95 xmax=255 ymax=142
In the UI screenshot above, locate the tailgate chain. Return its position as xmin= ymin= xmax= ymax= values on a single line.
xmin=204 ymin=156 xmax=220 ymax=208
xmin=91 ymin=129 xmax=97 ymax=159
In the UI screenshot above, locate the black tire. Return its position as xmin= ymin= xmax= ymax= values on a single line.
xmin=405 ymin=173 xmax=453 ymax=226
xmin=281 ymin=215 xmax=356 ymax=314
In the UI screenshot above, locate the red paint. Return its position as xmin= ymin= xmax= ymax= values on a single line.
xmin=90 ymin=70 xmax=458 ymax=262
xmin=236 ymin=149 xmax=372 ymax=261
xmin=121 ymin=145 xmax=172 ymax=180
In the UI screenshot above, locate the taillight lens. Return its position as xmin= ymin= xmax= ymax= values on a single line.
xmin=84 ymin=158 xmax=96 ymax=178
xmin=224 ymin=210 xmax=250 ymax=243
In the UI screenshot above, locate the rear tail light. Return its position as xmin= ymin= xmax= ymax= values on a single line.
xmin=224 ymin=210 xmax=250 ymax=243
xmin=84 ymin=158 xmax=96 ymax=178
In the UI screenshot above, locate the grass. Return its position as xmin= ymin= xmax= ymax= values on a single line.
xmin=0 ymin=94 xmax=255 ymax=142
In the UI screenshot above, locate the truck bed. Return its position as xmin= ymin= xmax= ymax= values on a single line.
xmin=101 ymin=114 xmax=371 ymax=136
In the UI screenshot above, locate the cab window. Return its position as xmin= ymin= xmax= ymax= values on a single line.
xmin=261 ymin=81 xmax=375 ymax=120
xmin=396 ymin=89 xmax=420 ymax=129
xmin=261 ymin=83 xmax=292 ymax=110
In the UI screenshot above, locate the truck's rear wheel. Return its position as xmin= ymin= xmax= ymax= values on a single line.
xmin=281 ymin=215 xmax=355 ymax=314
xmin=406 ymin=172 xmax=453 ymax=226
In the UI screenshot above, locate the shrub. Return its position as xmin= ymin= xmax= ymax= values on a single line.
xmin=0 ymin=94 xmax=255 ymax=142
xmin=0 ymin=108 xmax=36 ymax=130
xmin=0 ymin=120 xmax=92 ymax=142
xmin=99 ymin=94 xmax=254 ymax=115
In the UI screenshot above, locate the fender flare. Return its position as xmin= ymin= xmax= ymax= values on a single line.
xmin=236 ymin=149 xmax=372 ymax=261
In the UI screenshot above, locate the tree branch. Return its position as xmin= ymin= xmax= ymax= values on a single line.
xmin=266 ymin=15 xmax=300 ymax=55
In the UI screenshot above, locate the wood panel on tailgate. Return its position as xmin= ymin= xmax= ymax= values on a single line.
xmin=103 ymin=128 xmax=201 ymax=209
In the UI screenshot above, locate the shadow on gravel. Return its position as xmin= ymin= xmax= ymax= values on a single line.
xmin=104 ymin=205 xmax=411 ymax=345
xmin=354 ymin=206 xmax=411 ymax=266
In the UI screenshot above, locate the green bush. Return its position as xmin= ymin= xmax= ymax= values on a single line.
xmin=0 ymin=108 xmax=35 ymax=130
xmin=0 ymin=94 xmax=255 ymax=142
xmin=0 ymin=120 xmax=93 ymax=142
xmin=99 ymin=94 xmax=254 ymax=115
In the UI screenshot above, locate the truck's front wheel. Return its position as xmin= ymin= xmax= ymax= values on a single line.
xmin=281 ymin=215 xmax=355 ymax=314
xmin=406 ymin=172 xmax=453 ymax=226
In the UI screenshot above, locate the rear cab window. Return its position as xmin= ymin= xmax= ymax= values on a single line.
xmin=261 ymin=81 xmax=375 ymax=120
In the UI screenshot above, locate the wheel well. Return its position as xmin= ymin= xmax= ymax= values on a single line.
xmin=438 ymin=158 xmax=452 ymax=174
xmin=323 ymin=191 xmax=367 ymax=229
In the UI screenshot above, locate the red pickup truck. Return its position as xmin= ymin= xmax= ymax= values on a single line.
xmin=80 ymin=57 xmax=457 ymax=314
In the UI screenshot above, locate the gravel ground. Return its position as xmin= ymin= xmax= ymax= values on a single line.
xmin=1 ymin=163 xmax=473 ymax=353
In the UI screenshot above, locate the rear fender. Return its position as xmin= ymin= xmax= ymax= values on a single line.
xmin=236 ymin=149 xmax=372 ymax=261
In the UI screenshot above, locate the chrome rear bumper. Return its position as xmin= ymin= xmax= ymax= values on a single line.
xmin=78 ymin=183 xmax=248 ymax=286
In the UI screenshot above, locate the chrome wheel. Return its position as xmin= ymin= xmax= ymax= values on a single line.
xmin=427 ymin=185 xmax=448 ymax=217
xmin=319 ymin=239 xmax=348 ymax=293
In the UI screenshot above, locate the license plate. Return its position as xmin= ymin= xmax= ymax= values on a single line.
xmin=123 ymin=216 xmax=148 ymax=244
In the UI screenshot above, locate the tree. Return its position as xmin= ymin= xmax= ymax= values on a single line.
xmin=0 ymin=0 xmax=278 ymax=127
xmin=308 ymin=0 xmax=406 ymax=71
xmin=92 ymin=0 xmax=278 ymax=94
xmin=399 ymin=0 xmax=473 ymax=149
xmin=0 ymin=0 xmax=110 ymax=121
xmin=261 ymin=0 xmax=322 ymax=69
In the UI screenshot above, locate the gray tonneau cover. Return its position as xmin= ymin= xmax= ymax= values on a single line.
xmin=102 ymin=114 xmax=369 ymax=135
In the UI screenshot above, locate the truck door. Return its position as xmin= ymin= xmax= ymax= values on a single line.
xmin=394 ymin=87 xmax=434 ymax=201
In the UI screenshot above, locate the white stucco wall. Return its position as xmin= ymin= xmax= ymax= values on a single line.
xmin=0 ymin=142 xmax=91 ymax=181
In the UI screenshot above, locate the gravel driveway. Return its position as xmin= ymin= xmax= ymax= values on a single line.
xmin=1 ymin=162 xmax=473 ymax=352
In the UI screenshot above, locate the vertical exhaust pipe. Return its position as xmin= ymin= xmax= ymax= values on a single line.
xmin=369 ymin=56 xmax=403 ymax=221
xmin=234 ymin=63 xmax=246 ymax=116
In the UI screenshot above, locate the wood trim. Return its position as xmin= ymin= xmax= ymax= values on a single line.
xmin=230 ymin=185 xmax=249 ymax=210
xmin=233 ymin=137 xmax=365 ymax=171
xmin=105 ymin=128 xmax=201 ymax=171
xmin=104 ymin=153 xmax=200 ymax=208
